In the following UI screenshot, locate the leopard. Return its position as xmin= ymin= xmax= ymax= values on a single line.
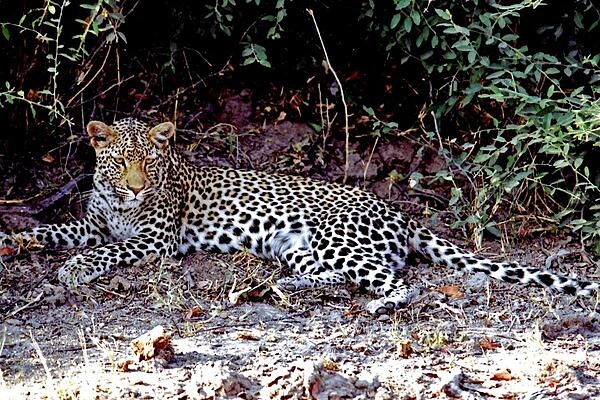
xmin=1 ymin=118 xmax=598 ymax=314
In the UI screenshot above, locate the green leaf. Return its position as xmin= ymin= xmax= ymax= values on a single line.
xmin=442 ymin=51 xmax=456 ymax=60
xmin=434 ymin=9 xmax=451 ymax=21
xmin=117 ymin=32 xmax=127 ymax=44
xmin=485 ymin=223 xmax=501 ymax=238
xmin=395 ymin=0 xmax=411 ymax=10
xmin=564 ymin=67 xmax=572 ymax=77
xmin=391 ymin=14 xmax=401 ymax=29
xmin=474 ymin=153 xmax=492 ymax=163
xmin=109 ymin=12 xmax=125 ymax=22
xmin=80 ymin=3 xmax=99 ymax=10
xmin=410 ymin=10 xmax=421 ymax=25
xmin=570 ymin=218 xmax=588 ymax=226
xmin=61 ymin=53 xmax=77 ymax=61
xmin=1 ymin=25 xmax=9 ymax=41
xmin=420 ymin=50 xmax=433 ymax=60
xmin=276 ymin=9 xmax=286 ymax=22
xmin=241 ymin=47 xmax=254 ymax=57
xmin=574 ymin=12 xmax=584 ymax=29
xmin=478 ymin=13 xmax=491 ymax=27
xmin=448 ymin=187 xmax=462 ymax=206
xmin=416 ymin=29 xmax=429 ymax=47
xmin=502 ymin=34 xmax=518 ymax=41
xmin=553 ymin=159 xmax=569 ymax=168
xmin=467 ymin=50 xmax=476 ymax=64
xmin=452 ymin=40 xmax=472 ymax=52
xmin=403 ymin=15 xmax=412 ymax=32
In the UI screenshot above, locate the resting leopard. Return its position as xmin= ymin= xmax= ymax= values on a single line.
xmin=1 ymin=118 xmax=598 ymax=313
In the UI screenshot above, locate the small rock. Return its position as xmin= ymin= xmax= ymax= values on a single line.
xmin=463 ymin=272 xmax=489 ymax=293
xmin=108 ymin=275 xmax=131 ymax=292
xmin=377 ymin=314 xmax=391 ymax=322
xmin=130 ymin=325 xmax=174 ymax=368
xmin=186 ymin=361 xmax=258 ymax=399
xmin=260 ymin=359 xmax=363 ymax=400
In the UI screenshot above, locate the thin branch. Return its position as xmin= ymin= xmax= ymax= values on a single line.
xmin=307 ymin=9 xmax=350 ymax=183
xmin=66 ymin=43 xmax=114 ymax=108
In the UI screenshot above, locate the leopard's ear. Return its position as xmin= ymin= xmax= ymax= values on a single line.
xmin=148 ymin=122 xmax=175 ymax=150
xmin=87 ymin=121 xmax=117 ymax=149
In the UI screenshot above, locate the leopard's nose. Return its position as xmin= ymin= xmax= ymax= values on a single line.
xmin=128 ymin=185 xmax=143 ymax=195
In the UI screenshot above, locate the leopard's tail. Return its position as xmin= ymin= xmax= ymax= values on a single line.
xmin=406 ymin=219 xmax=600 ymax=296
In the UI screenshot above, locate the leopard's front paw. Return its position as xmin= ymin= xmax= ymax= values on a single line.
xmin=58 ymin=254 xmax=107 ymax=288
xmin=365 ymin=287 xmax=419 ymax=315
xmin=275 ymin=276 xmax=301 ymax=292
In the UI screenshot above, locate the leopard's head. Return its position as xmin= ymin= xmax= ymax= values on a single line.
xmin=87 ymin=118 xmax=175 ymax=207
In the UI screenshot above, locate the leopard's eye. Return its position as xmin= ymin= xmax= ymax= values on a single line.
xmin=145 ymin=156 xmax=157 ymax=166
xmin=114 ymin=156 xmax=127 ymax=168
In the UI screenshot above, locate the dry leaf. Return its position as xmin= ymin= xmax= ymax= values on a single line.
xmin=322 ymin=358 xmax=340 ymax=371
xmin=236 ymin=329 xmax=261 ymax=341
xmin=345 ymin=70 xmax=361 ymax=81
xmin=399 ymin=341 xmax=413 ymax=358
xmin=342 ymin=303 xmax=362 ymax=317
xmin=491 ymin=370 xmax=515 ymax=381
xmin=0 ymin=246 xmax=16 ymax=256
xmin=41 ymin=153 xmax=55 ymax=163
xmin=185 ymin=305 xmax=203 ymax=320
xmin=479 ymin=337 xmax=500 ymax=351
xmin=117 ymin=358 xmax=134 ymax=372
xmin=437 ymin=285 xmax=464 ymax=299
xmin=27 ymin=89 xmax=38 ymax=100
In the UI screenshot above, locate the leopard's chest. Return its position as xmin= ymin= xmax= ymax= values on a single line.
xmin=104 ymin=208 xmax=144 ymax=241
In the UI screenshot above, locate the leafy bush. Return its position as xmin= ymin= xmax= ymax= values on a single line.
xmin=0 ymin=0 xmax=126 ymax=125
xmin=356 ymin=0 xmax=600 ymax=248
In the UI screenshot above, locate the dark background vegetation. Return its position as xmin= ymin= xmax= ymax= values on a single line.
xmin=0 ymin=0 xmax=599 ymax=252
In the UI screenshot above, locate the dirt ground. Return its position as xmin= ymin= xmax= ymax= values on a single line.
xmin=1 ymin=102 xmax=600 ymax=399
xmin=1 ymin=233 xmax=599 ymax=399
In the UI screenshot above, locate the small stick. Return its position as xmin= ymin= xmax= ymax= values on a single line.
xmin=307 ymin=9 xmax=350 ymax=183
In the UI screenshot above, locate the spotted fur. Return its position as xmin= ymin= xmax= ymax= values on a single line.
xmin=2 ymin=119 xmax=598 ymax=313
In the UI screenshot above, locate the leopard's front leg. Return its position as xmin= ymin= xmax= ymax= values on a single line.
xmin=58 ymin=232 xmax=178 ymax=287
xmin=2 ymin=213 xmax=109 ymax=250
